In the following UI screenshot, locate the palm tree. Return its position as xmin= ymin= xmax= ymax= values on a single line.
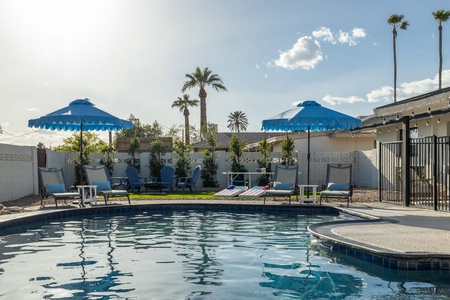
xmin=181 ymin=67 xmax=227 ymax=137
xmin=388 ymin=14 xmax=409 ymax=102
xmin=227 ymin=111 xmax=249 ymax=133
xmin=171 ymin=94 xmax=199 ymax=145
xmin=433 ymin=9 xmax=450 ymax=90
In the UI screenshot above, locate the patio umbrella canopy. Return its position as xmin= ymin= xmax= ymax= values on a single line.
xmin=261 ymin=100 xmax=362 ymax=184
xmin=28 ymin=98 xmax=133 ymax=184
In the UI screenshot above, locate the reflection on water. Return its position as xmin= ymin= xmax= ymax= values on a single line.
xmin=0 ymin=211 xmax=449 ymax=299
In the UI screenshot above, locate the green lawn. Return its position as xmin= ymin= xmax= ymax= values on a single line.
xmin=128 ymin=191 xmax=219 ymax=199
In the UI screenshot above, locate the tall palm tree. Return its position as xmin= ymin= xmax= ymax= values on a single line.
xmin=171 ymin=94 xmax=199 ymax=145
xmin=388 ymin=14 xmax=409 ymax=102
xmin=433 ymin=9 xmax=450 ymax=90
xmin=181 ymin=67 xmax=227 ymax=137
xmin=227 ymin=111 xmax=249 ymax=133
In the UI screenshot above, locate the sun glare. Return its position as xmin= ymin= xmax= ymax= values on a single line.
xmin=3 ymin=0 xmax=122 ymax=72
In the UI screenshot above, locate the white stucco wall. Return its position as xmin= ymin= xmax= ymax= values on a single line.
xmin=0 ymin=144 xmax=378 ymax=204
xmin=0 ymin=143 xmax=38 ymax=202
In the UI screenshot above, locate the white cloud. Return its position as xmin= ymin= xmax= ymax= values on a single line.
xmin=364 ymin=71 xmax=449 ymax=103
xmin=338 ymin=30 xmax=355 ymax=45
xmin=312 ymin=26 xmax=335 ymax=44
xmin=256 ymin=64 xmax=260 ymax=69
xmin=352 ymin=27 xmax=366 ymax=39
xmin=264 ymin=74 xmax=268 ymax=78
xmin=322 ymin=95 xmax=364 ymax=105
xmin=1 ymin=122 xmax=10 ymax=127
xmin=271 ymin=26 xmax=366 ymax=70
xmin=27 ymin=107 xmax=39 ymax=112
xmin=338 ymin=28 xmax=366 ymax=46
xmin=366 ymin=86 xmax=393 ymax=103
xmin=274 ymin=36 xmax=323 ymax=70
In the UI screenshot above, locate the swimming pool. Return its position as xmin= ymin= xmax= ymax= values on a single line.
xmin=0 ymin=206 xmax=449 ymax=299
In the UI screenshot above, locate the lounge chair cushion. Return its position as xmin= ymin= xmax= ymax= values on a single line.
xmin=327 ymin=182 xmax=348 ymax=191
xmin=45 ymin=183 xmax=66 ymax=194
xmin=274 ymin=182 xmax=293 ymax=190
xmin=227 ymin=185 xmax=236 ymax=189
xmin=92 ymin=181 xmax=112 ymax=191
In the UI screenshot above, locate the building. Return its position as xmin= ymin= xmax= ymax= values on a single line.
xmin=191 ymin=132 xmax=286 ymax=152
xmin=116 ymin=137 xmax=173 ymax=153
xmin=354 ymin=86 xmax=450 ymax=211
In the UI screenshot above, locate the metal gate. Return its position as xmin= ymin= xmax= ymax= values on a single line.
xmin=380 ymin=136 xmax=450 ymax=211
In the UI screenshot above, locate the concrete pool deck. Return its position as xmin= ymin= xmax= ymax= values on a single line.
xmin=1 ymin=199 xmax=449 ymax=269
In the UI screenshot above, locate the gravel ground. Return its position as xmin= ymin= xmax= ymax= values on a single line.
xmin=1 ymin=188 xmax=378 ymax=211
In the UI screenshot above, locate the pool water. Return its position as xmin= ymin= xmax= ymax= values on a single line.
xmin=0 ymin=210 xmax=449 ymax=299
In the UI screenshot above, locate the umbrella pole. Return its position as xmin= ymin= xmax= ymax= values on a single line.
xmin=80 ymin=123 xmax=83 ymax=185
xmin=307 ymin=125 xmax=310 ymax=186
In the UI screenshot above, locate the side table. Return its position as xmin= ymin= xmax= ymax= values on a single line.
xmin=298 ymin=185 xmax=318 ymax=204
xmin=77 ymin=185 xmax=98 ymax=207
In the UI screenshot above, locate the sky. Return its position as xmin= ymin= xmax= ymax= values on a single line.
xmin=1 ymin=0 xmax=450 ymax=147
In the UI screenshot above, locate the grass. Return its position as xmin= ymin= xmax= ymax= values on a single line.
xmin=128 ymin=191 xmax=218 ymax=199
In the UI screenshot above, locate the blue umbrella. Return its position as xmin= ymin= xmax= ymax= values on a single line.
xmin=261 ymin=100 xmax=362 ymax=185
xmin=28 ymin=98 xmax=133 ymax=184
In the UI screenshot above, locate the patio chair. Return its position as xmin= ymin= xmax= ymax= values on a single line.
xmin=38 ymin=167 xmax=81 ymax=207
xmin=154 ymin=165 xmax=175 ymax=192
xmin=319 ymin=164 xmax=353 ymax=207
xmin=84 ymin=165 xmax=131 ymax=205
xmin=177 ymin=165 xmax=201 ymax=193
xmin=125 ymin=166 xmax=147 ymax=192
xmin=264 ymin=165 xmax=299 ymax=205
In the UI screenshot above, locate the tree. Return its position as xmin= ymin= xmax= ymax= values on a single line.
xmin=99 ymin=143 xmax=116 ymax=175
xmin=433 ymin=9 xmax=450 ymax=90
xmin=115 ymin=115 xmax=164 ymax=139
xmin=201 ymin=130 xmax=219 ymax=187
xmin=227 ymin=111 xmax=249 ymax=133
xmin=149 ymin=139 xmax=167 ymax=178
xmin=256 ymin=134 xmax=272 ymax=186
xmin=229 ymin=134 xmax=248 ymax=184
xmin=0 ymin=124 xmax=2 ymax=134
xmin=181 ymin=67 xmax=227 ymax=137
xmin=164 ymin=124 xmax=183 ymax=140
xmin=388 ymin=14 xmax=409 ymax=102
xmin=280 ymin=133 xmax=295 ymax=166
xmin=189 ymin=125 xmax=201 ymax=144
xmin=173 ymin=139 xmax=192 ymax=178
xmin=171 ymin=94 xmax=199 ymax=145
xmin=53 ymin=131 xmax=108 ymax=185
xmin=126 ymin=137 xmax=141 ymax=170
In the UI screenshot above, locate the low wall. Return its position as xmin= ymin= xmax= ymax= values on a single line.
xmin=0 ymin=144 xmax=378 ymax=203
xmin=0 ymin=143 xmax=38 ymax=202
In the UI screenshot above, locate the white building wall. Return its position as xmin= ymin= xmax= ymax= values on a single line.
xmin=273 ymin=135 xmax=375 ymax=152
xmin=0 ymin=143 xmax=38 ymax=202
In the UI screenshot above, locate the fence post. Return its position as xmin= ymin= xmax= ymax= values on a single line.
xmin=378 ymin=141 xmax=382 ymax=202
xmin=401 ymin=116 xmax=411 ymax=207
xmin=433 ymin=135 xmax=438 ymax=211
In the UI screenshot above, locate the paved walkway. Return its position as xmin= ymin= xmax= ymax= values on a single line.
xmin=315 ymin=202 xmax=450 ymax=256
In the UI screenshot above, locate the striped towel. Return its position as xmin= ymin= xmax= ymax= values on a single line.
xmin=239 ymin=186 xmax=267 ymax=197
xmin=214 ymin=186 xmax=248 ymax=197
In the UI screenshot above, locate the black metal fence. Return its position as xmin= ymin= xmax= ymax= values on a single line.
xmin=379 ymin=141 xmax=402 ymax=204
xmin=380 ymin=136 xmax=450 ymax=211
